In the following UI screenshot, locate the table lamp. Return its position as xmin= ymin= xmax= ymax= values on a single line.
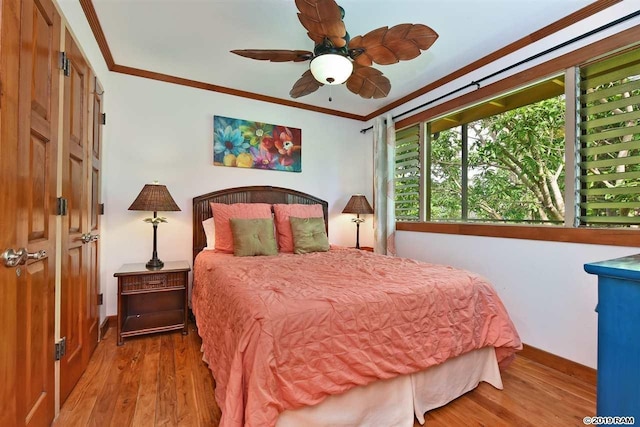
xmin=342 ymin=194 xmax=374 ymax=249
xmin=128 ymin=182 xmax=181 ymax=269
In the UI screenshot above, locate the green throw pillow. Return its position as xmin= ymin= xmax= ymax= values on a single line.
xmin=229 ymin=218 xmax=278 ymax=257
xmin=289 ymin=216 xmax=329 ymax=254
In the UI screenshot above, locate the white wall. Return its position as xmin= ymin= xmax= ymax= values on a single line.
xmin=397 ymin=232 xmax=636 ymax=369
xmin=100 ymin=73 xmax=372 ymax=317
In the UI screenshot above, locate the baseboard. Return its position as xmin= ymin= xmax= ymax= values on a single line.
xmin=99 ymin=315 xmax=116 ymax=341
xmin=520 ymin=343 xmax=596 ymax=386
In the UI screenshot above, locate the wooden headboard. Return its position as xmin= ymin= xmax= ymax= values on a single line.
xmin=192 ymin=186 xmax=329 ymax=261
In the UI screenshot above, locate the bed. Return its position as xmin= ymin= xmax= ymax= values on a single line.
xmin=191 ymin=186 xmax=522 ymax=427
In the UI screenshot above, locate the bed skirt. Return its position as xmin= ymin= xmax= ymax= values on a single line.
xmin=275 ymin=346 xmax=502 ymax=426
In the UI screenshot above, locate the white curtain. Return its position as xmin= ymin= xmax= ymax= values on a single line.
xmin=373 ymin=113 xmax=396 ymax=256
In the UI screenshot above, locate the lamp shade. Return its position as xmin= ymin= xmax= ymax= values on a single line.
xmin=342 ymin=194 xmax=374 ymax=215
xmin=128 ymin=183 xmax=181 ymax=212
xmin=310 ymin=54 xmax=353 ymax=85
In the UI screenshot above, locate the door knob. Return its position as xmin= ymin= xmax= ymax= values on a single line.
xmin=1 ymin=248 xmax=47 ymax=268
xmin=80 ymin=233 xmax=100 ymax=244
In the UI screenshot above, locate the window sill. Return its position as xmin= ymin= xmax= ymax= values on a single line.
xmin=396 ymin=222 xmax=640 ymax=248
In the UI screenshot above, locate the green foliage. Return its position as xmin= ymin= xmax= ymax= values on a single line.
xmin=469 ymin=96 xmax=566 ymax=222
xmin=426 ymin=96 xmax=566 ymax=223
xmin=430 ymin=129 xmax=462 ymax=220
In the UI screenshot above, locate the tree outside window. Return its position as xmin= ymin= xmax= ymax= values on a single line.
xmin=395 ymin=46 xmax=640 ymax=229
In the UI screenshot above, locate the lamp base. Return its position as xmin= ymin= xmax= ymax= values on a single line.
xmin=146 ymin=257 xmax=164 ymax=270
xmin=354 ymin=219 xmax=361 ymax=249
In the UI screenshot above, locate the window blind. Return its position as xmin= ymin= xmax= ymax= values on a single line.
xmin=579 ymin=48 xmax=640 ymax=225
xmin=395 ymin=124 xmax=422 ymax=221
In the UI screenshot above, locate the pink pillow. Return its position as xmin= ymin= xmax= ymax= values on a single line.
xmin=273 ymin=204 xmax=324 ymax=252
xmin=211 ymin=203 xmax=272 ymax=253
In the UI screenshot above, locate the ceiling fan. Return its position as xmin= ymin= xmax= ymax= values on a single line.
xmin=231 ymin=0 xmax=438 ymax=100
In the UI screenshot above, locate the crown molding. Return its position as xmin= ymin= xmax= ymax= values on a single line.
xmin=110 ymin=64 xmax=366 ymax=120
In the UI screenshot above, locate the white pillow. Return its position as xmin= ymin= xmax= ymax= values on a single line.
xmin=203 ymin=217 xmax=215 ymax=250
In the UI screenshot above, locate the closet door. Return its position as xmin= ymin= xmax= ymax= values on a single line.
xmin=85 ymin=75 xmax=103 ymax=359
xmin=18 ymin=0 xmax=60 ymax=424
xmin=1 ymin=0 xmax=61 ymax=425
xmin=60 ymin=28 xmax=90 ymax=405
xmin=0 ymin=0 xmax=22 ymax=424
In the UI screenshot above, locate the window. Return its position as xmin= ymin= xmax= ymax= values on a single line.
xmin=394 ymin=46 xmax=640 ymax=229
xmin=395 ymin=124 xmax=422 ymax=221
xmin=396 ymin=78 xmax=566 ymax=225
xmin=579 ymin=48 xmax=640 ymax=226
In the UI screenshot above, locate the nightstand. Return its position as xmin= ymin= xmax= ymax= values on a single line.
xmin=352 ymin=246 xmax=374 ymax=252
xmin=114 ymin=260 xmax=190 ymax=345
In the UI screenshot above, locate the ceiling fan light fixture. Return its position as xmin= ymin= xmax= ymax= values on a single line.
xmin=309 ymin=54 xmax=353 ymax=85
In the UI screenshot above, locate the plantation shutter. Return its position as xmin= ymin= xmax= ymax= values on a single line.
xmin=395 ymin=124 xmax=422 ymax=221
xmin=578 ymin=48 xmax=640 ymax=226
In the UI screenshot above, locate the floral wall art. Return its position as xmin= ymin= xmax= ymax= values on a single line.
xmin=213 ymin=115 xmax=302 ymax=172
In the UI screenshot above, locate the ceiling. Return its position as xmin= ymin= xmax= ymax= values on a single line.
xmin=91 ymin=0 xmax=598 ymax=117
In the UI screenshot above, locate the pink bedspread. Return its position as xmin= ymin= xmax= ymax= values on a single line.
xmin=192 ymin=248 xmax=521 ymax=427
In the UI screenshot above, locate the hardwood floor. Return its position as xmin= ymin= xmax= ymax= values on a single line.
xmin=54 ymin=324 xmax=220 ymax=427
xmin=55 ymin=323 xmax=595 ymax=426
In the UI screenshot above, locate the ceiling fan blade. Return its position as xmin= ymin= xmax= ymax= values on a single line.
xmin=346 ymin=65 xmax=390 ymax=99
xmin=349 ymin=23 xmax=438 ymax=67
xmin=295 ymin=0 xmax=347 ymax=48
xmin=231 ymin=49 xmax=313 ymax=63
xmin=290 ymin=70 xmax=324 ymax=98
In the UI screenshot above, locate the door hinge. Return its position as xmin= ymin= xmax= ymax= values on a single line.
xmin=100 ymin=113 xmax=106 ymax=125
xmin=98 ymin=203 xmax=104 ymax=215
xmin=59 ymin=52 xmax=70 ymax=77
xmin=55 ymin=337 xmax=66 ymax=361
xmin=97 ymin=293 xmax=103 ymax=305
xmin=56 ymin=197 xmax=68 ymax=216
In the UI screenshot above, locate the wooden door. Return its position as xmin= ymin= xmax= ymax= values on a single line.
xmin=85 ymin=75 xmax=103 ymax=359
xmin=60 ymin=29 xmax=90 ymax=405
xmin=0 ymin=0 xmax=61 ymax=425
xmin=0 ymin=0 xmax=22 ymax=424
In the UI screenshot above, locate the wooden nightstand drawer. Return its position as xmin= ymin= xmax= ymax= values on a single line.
xmin=120 ymin=272 xmax=185 ymax=294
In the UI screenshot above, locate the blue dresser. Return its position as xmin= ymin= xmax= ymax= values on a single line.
xmin=584 ymin=254 xmax=640 ymax=421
